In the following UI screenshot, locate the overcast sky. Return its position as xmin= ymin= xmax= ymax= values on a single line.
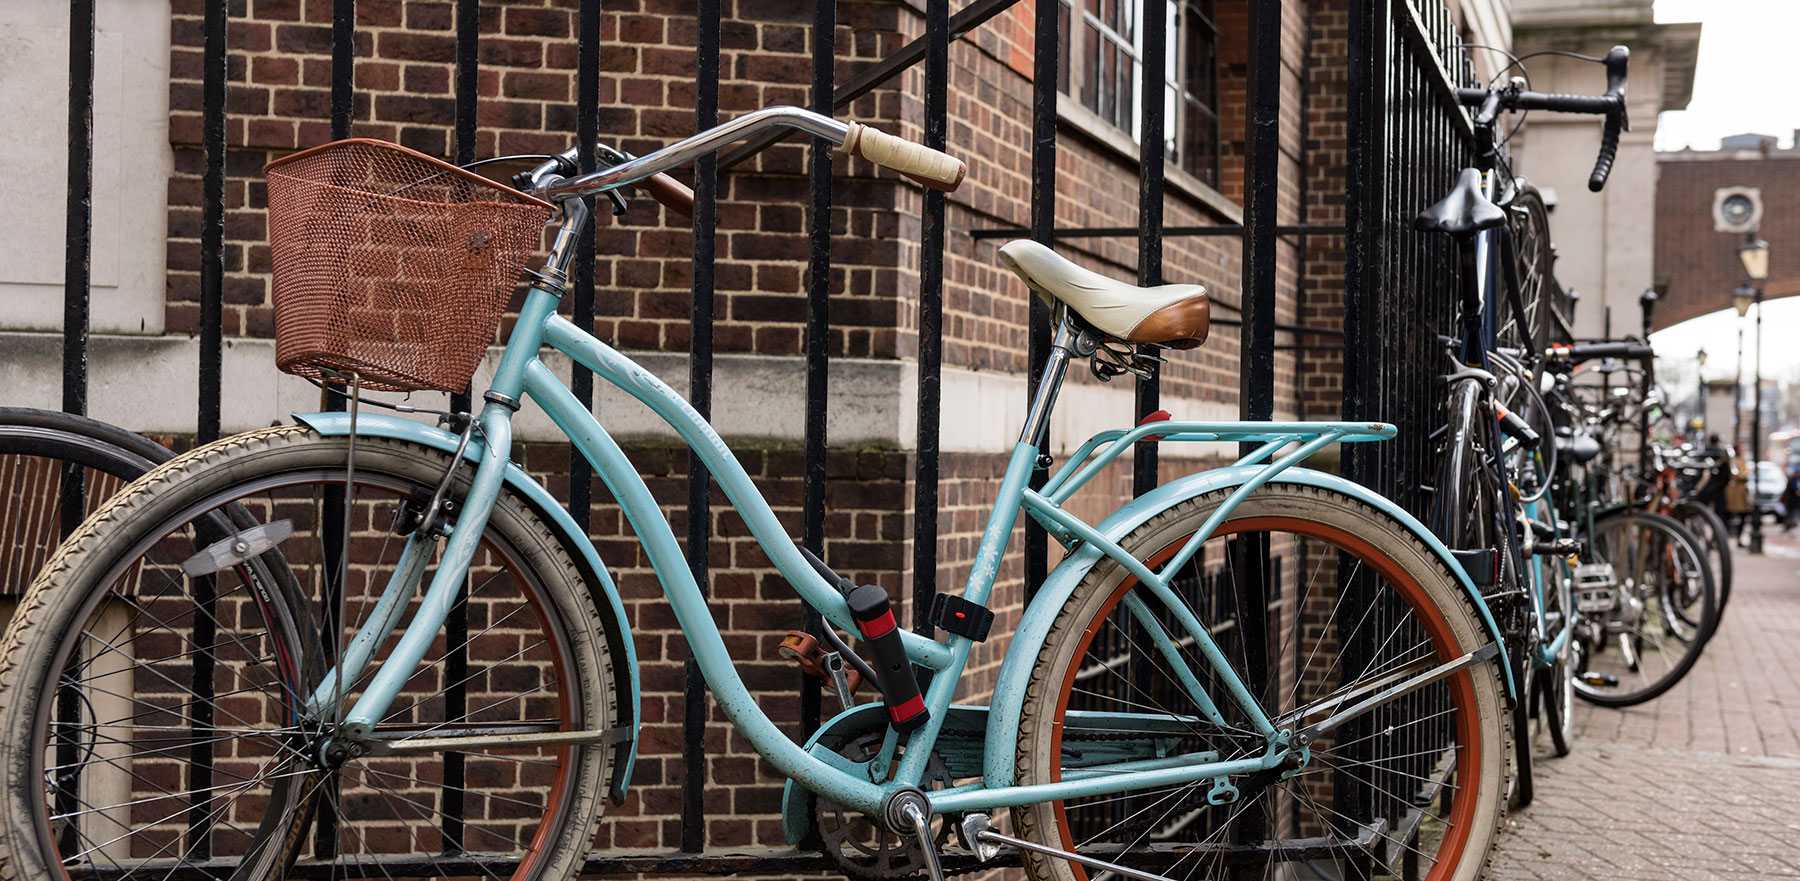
xmin=1646 ymin=0 xmax=1799 ymax=398
xmin=1653 ymin=0 xmax=1800 ymax=150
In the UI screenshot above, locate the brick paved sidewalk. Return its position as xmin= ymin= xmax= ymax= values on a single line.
xmin=1490 ymin=528 xmax=1800 ymax=879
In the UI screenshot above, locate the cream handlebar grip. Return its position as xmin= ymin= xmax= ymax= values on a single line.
xmin=837 ymin=121 xmax=967 ymax=192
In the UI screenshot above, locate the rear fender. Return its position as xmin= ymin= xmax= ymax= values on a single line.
xmin=982 ymin=464 xmax=1511 ymax=789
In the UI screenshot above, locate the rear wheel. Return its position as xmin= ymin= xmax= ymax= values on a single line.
xmin=0 ymin=426 xmax=615 ymax=881
xmin=1013 ymin=484 xmax=1508 ymax=881
xmin=1429 ymin=381 xmax=1533 ymax=809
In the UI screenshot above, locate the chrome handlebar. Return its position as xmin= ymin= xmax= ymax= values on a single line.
xmin=529 ymin=106 xmax=850 ymax=201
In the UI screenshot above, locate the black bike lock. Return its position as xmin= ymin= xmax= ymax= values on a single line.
xmin=847 ymin=584 xmax=928 ymax=732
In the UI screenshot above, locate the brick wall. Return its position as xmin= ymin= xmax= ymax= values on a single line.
xmin=1653 ymin=150 xmax=1800 ymax=330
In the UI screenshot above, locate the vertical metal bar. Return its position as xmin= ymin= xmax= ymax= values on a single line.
xmin=1293 ymin=0 xmax=1314 ymax=410
xmin=198 ymin=0 xmax=228 ymax=444
xmin=1241 ymin=0 xmax=1280 ymax=426
xmin=1231 ymin=6 xmax=1279 ymax=866
xmin=54 ymin=1 xmax=95 ymax=857
xmin=441 ymin=0 xmax=480 ymax=851
xmin=800 ymin=0 xmax=836 ymax=736
xmin=332 ymin=0 xmax=355 ymax=140
xmin=1133 ymin=0 xmax=1167 ymax=498
xmin=186 ymin=0 xmax=228 ymax=859
xmin=912 ymin=0 xmax=948 ymax=634
xmin=313 ymin=0 xmax=353 ymax=859
xmin=1342 ymin=0 xmax=1383 ymax=485
xmin=571 ymin=0 xmax=599 ymax=536
xmin=59 ymin=58 xmax=100 ymax=540
xmin=1024 ymin=0 xmax=1060 ymax=602
xmin=451 ymin=0 xmax=479 ymax=423
xmin=681 ymin=0 xmax=720 ymax=854
xmin=61 ymin=0 xmax=94 ymax=535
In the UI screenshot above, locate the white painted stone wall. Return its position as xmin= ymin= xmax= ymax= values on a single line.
xmin=0 ymin=0 xmax=172 ymax=336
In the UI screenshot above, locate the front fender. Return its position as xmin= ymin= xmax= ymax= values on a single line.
xmin=294 ymin=412 xmax=640 ymax=804
xmin=982 ymin=465 xmax=1511 ymax=789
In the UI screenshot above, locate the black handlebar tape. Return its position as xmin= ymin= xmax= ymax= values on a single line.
xmin=1495 ymin=404 xmax=1541 ymax=450
xmin=1513 ymin=92 xmax=1615 ymax=114
xmin=846 ymin=584 xmax=928 ymax=732
xmin=1592 ymin=46 xmax=1629 ymax=191
xmin=1589 ymin=112 xmax=1622 ymax=192
xmin=1550 ymin=343 xmax=1654 ymax=363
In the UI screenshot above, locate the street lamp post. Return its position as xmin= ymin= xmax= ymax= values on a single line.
xmin=1736 ymin=237 xmax=1770 ymax=554
xmin=1695 ymin=347 xmax=1707 ymax=441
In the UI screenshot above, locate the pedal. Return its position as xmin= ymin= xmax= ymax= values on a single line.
xmin=1572 ymin=563 xmax=1617 ymax=613
xmin=777 ymin=631 xmax=862 ymax=704
xmin=956 ymin=812 xmax=1173 ymax=881
xmin=1580 ymin=672 xmax=1619 ymax=687
xmin=1531 ymin=538 xmax=1583 ymax=557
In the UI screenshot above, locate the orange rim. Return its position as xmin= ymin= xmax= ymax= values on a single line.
xmin=1043 ymin=515 xmax=1484 ymax=881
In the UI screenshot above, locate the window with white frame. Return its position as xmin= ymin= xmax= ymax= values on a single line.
xmin=1059 ymin=0 xmax=1222 ymax=189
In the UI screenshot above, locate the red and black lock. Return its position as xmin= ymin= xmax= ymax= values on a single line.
xmin=847 ymin=583 xmax=928 ymax=732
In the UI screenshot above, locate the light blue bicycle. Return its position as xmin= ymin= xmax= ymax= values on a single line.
xmin=0 ymin=107 xmax=1510 ymax=881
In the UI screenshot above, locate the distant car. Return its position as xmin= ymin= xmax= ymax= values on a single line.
xmin=1749 ymin=460 xmax=1786 ymax=519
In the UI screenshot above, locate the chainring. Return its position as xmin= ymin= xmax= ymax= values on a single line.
xmin=811 ymin=728 xmax=955 ymax=881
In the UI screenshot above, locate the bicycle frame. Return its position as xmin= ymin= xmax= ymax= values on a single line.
xmin=300 ymin=115 xmax=1491 ymax=821
xmin=308 ymin=267 xmax=1412 ymax=818
xmin=1424 ymin=166 xmax=1580 ymax=682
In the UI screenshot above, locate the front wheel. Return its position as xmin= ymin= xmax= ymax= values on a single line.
xmin=1672 ymin=500 xmax=1733 ymax=616
xmin=1572 ymin=509 xmax=1717 ymax=707
xmin=1013 ymin=484 xmax=1508 ymax=881
xmin=0 ymin=425 xmax=616 ymax=881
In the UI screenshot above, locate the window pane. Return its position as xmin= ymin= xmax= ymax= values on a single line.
xmin=1059 ymin=0 xmax=1072 ymax=94
xmin=1083 ymin=22 xmax=1101 ymax=114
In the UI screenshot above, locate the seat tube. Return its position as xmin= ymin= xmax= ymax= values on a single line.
xmin=1019 ymin=312 xmax=1076 ymax=448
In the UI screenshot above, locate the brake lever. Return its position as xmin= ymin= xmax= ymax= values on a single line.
xmin=515 ymin=146 xmax=630 ymax=216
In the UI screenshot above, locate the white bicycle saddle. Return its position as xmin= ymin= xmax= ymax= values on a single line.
xmin=998 ymin=240 xmax=1210 ymax=347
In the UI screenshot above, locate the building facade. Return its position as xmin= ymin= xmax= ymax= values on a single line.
xmin=1508 ymin=0 xmax=1700 ymax=340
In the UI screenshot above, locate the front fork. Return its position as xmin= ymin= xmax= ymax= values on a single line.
xmin=334 ymin=401 xmax=519 ymax=739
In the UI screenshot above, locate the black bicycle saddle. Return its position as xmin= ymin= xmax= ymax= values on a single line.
xmin=1415 ymin=167 xmax=1506 ymax=237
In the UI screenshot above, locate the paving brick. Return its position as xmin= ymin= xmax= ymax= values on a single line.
xmin=1492 ymin=532 xmax=1800 ymax=879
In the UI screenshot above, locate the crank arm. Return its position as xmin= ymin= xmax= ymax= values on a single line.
xmin=1294 ymin=642 xmax=1499 ymax=746
xmin=959 ymin=813 xmax=1173 ymax=881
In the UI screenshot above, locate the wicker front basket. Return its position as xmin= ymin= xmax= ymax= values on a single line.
xmin=265 ymin=139 xmax=555 ymax=393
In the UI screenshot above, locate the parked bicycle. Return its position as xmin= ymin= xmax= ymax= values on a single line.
xmin=0 ymin=408 xmax=176 ymax=592
xmin=1415 ymin=45 xmax=1631 ymax=808
xmin=1540 ymin=344 xmax=1718 ymax=707
xmin=0 ymin=108 xmax=1512 ymax=881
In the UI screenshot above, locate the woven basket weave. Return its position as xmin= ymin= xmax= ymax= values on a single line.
xmin=265 ymin=139 xmax=554 ymax=392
